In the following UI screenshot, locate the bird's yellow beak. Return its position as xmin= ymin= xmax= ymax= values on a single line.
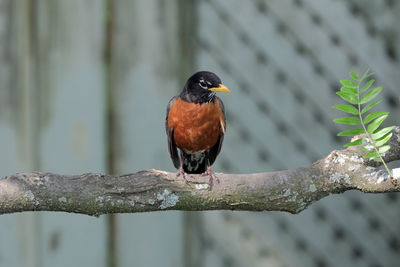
xmin=209 ymin=84 xmax=231 ymax=92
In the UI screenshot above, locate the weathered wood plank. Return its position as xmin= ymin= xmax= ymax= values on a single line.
xmin=0 ymin=1 xmax=40 ymax=267
xmin=111 ymin=1 xmax=185 ymax=266
xmin=35 ymin=1 xmax=107 ymax=267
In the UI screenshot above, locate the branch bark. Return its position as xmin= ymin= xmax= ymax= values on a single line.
xmin=1 ymin=127 xmax=400 ymax=216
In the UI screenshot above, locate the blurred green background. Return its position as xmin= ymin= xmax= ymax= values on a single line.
xmin=0 ymin=0 xmax=399 ymax=267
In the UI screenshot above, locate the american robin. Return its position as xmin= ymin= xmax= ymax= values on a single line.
xmin=166 ymin=71 xmax=230 ymax=185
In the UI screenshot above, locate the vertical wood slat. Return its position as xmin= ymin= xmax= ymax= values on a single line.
xmin=35 ymin=1 xmax=107 ymax=267
xmin=2 ymin=1 xmax=195 ymax=266
xmin=0 ymin=1 xmax=40 ymax=267
xmin=111 ymin=1 xmax=186 ymax=266
xmin=0 ymin=1 xmax=108 ymax=267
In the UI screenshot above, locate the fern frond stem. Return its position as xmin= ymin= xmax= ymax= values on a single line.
xmin=356 ymin=84 xmax=393 ymax=178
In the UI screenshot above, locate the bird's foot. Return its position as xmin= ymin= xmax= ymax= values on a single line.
xmin=176 ymin=167 xmax=189 ymax=184
xmin=202 ymin=166 xmax=220 ymax=187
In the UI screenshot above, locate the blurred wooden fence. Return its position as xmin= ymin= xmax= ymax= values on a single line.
xmin=192 ymin=1 xmax=400 ymax=267
xmin=0 ymin=1 xmax=399 ymax=267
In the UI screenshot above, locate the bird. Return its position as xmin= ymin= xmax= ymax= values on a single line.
xmin=166 ymin=71 xmax=230 ymax=185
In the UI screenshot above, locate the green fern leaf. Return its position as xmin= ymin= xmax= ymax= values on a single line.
xmin=360 ymin=86 xmax=382 ymax=104
xmin=360 ymin=79 xmax=375 ymax=93
xmin=360 ymin=100 xmax=381 ymax=114
xmin=340 ymin=80 xmax=358 ymax=88
xmin=337 ymin=128 xmax=365 ymax=136
xmin=337 ymin=91 xmax=358 ymax=104
xmin=367 ymin=115 xmax=387 ymax=133
xmin=349 ymin=72 xmax=359 ymax=80
xmin=373 ymin=156 xmax=382 ymax=162
xmin=359 ymin=72 xmax=375 ymax=83
xmin=332 ymin=105 xmax=359 ymax=115
xmin=364 ymin=112 xmax=388 ymax=124
xmin=365 ymin=151 xmax=379 ymax=158
xmin=340 ymin=87 xmax=358 ymax=95
xmin=371 ymin=126 xmax=394 ymax=140
xmin=378 ymin=145 xmax=391 ymax=154
xmin=374 ymin=133 xmax=392 ymax=147
xmin=334 ymin=117 xmax=361 ymax=125
xmin=344 ymin=138 xmax=364 ymax=147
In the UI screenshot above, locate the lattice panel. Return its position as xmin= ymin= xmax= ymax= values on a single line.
xmin=192 ymin=0 xmax=400 ymax=266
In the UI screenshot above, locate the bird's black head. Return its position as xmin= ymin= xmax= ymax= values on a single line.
xmin=180 ymin=71 xmax=230 ymax=104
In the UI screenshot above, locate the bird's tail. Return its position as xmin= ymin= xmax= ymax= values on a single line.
xmin=182 ymin=151 xmax=207 ymax=174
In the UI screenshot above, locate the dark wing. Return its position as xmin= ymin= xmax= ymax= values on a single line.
xmin=207 ymin=97 xmax=226 ymax=166
xmin=166 ymin=96 xmax=180 ymax=169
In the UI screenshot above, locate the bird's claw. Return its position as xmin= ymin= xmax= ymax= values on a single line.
xmin=202 ymin=167 xmax=219 ymax=187
xmin=177 ymin=168 xmax=189 ymax=184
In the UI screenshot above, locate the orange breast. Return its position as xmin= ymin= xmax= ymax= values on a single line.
xmin=168 ymin=98 xmax=225 ymax=153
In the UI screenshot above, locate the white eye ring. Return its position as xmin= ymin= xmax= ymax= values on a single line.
xmin=199 ymin=80 xmax=208 ymax=89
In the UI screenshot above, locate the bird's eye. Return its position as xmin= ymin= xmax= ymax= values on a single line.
xmin=199 ymin=81 xmax=208 ymax=89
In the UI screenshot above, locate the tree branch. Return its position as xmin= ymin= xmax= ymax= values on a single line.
xmin=1 ymin=127 xmax=400 ymax=216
